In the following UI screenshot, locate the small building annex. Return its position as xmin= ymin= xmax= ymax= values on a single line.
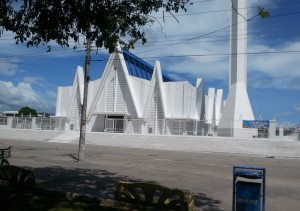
xmin=55 ymin=46 xmax=223 ymax=135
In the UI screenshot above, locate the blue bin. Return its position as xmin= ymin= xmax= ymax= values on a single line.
xmin=233 ymin=166 xmax=266 ymax=211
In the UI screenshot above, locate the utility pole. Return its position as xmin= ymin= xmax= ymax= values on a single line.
xmin=78 ymin=30 xmax=91 ymax=161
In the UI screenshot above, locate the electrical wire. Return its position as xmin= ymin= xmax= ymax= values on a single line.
xmin=0 ymin=4 xmax=299 ymax=66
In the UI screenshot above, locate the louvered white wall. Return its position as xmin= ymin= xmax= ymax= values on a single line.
xmin=146 ymin=88 xmax=156 ymax=133
xmin=146 ymin=85 xmax=164 ymax=134
xmin=103 ymin=61 xmax=128 ymax=113
xmin=155 ymin=88 xmax=164 ymax=134
xmin=105 ymin=67 xmax=115 ymax=112
xmin=116 ymin=66 xmax=127 ymax=112
xmin=69 ymin=85 xmax=81 ymax=130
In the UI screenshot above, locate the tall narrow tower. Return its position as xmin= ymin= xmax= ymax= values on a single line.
xmin=217 ymin=0 xmax=254 ymax=137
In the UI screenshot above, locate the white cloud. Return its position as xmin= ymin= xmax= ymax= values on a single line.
xmin=0 ymin=81 xmax=55 ymax=113
xmin=23 ymin=76 xmax=47 ymax=86
xmin=294 ymin=105 xmax=300 ymax=112
xmin=273 ymin=104 xmax=300 ymax=121
xmin=0 ymin=60 xmax=20 ymax=76
xmin=248 ymin=41 xmax=300 ymax=89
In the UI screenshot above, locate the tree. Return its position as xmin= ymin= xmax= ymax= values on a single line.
xmin=18 ymin=106 xmax=37 ymax=117
xmin=0 ymin=0 xmax=192 ymax=161
xmin=0 ymin=0 xmax=192 ymax=52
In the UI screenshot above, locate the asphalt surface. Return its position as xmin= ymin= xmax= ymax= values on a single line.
xmin=1 ymin=138 xmax=300 ymax=211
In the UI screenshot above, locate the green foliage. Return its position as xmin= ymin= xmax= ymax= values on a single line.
xmin=0 ymin=0 xmax=191 ymax=53
xmin=258 ymin=7 xmax=270 ymax=18
xmin=18 ymin=106 xmax=37 ymax=117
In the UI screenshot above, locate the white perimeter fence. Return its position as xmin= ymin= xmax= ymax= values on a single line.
xmin=104 ymin=118 xmax=299 ymax=139
xmin=0 ymin=117 xmax=66 ymax=131
xmin=0 ymin=116 xmax=299 ymax=140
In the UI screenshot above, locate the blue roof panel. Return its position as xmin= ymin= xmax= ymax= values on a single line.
xmin=122 ymin=49 xmax=174 ymax=82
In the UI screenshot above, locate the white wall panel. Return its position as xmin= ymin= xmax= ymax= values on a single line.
xmin=127 ymin=76 xmax=150 ymax=118
xmin=207 ymin=88 xmax=215 ymax=124
xmin=215 ymin=89 xmax=223 ymax=126
xmin=55 ymin=86 xmax=72 ymax=116
xmin=105 ymin=66 xmax=115 ymax=112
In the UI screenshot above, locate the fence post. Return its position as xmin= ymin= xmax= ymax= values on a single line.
xmin=32 ymin=117 xmax=37 ymax=130
xmin=41 ymin=118 xmax=43 ymax=130
xmin=50 ymin=118 xmax=52 ymax=130
xmin=179 ymin=120 xmax=181 ymax=135
xmin=7 ymin=117 xmax=13 ymax=128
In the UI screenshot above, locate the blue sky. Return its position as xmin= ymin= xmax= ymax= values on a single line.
xmin=0 ymin=0 xmax=299 ymax=125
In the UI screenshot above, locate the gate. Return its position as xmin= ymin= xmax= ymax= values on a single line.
xmin=105 ymin=118 xmax=124 ymax=133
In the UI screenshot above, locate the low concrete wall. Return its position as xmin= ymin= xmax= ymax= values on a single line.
xmin=86 ymin=132 xmax=300 ymax=158
xmin=0 ymin=128 xmax=64 ymax=141
xmin=1 ymin=129 xmax=300 ymax=158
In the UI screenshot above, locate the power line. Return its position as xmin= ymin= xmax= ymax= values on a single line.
xmin=89 ymin=50 xmax=300 ymax=64
xmin=136 ymin=10 xmax=300 ymax=54
xmin=140 ymin=50 xmax=300 ymax=59
xmin=139 ymin=24 xmax=298 ymax=46
xmin=1 ymin=23 xmax=296 ymax=55
xmin=154 ymin=1 xmax=300 ymax=19
xmin=1 ymin=48 xmax=299 ymax=70
xmin=0 ymin=48 xmax=87 ymax=62
xmin=134 ymin=29 xmax=299 ymax=49
xmin=0 ymin=7 xmax=299 ymax=62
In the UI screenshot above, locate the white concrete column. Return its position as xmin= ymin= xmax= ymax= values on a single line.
xmin=230 ymin=0 xmax=248 ymax=86
xmin=32 ymin=117 xmax=37 ymax=130
xmin=7 ymin=117 xmax=13 ymax=128
xmin=268 ymin=120 xmax=277 ymax=139
xmin=217 ymin=0 xmax=254 ymax=137
xmin=279 ymin=127 xmax=284 ymax=138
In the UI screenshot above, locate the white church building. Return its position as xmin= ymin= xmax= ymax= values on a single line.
xmin=55 ymin=47 xmax=224 ymax=136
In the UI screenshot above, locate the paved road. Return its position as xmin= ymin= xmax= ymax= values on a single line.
xmin=1 ymin=139 xmax=300 ymax=210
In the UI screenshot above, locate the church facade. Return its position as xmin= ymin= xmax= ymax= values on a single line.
xmin=55 ymin=46 xmax=224 ymax=135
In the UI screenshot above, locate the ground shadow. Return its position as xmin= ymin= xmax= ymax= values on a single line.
xmin=14 ymin=165 xmax=223 ymax=210
xmin=194 ymin=193 xmax=223 ymax=211
xmin=33 ymin=166 xmax=135 ymax=199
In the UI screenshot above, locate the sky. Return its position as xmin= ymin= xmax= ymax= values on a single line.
xmin=0 ymin=0 xmax=300 ymax=125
